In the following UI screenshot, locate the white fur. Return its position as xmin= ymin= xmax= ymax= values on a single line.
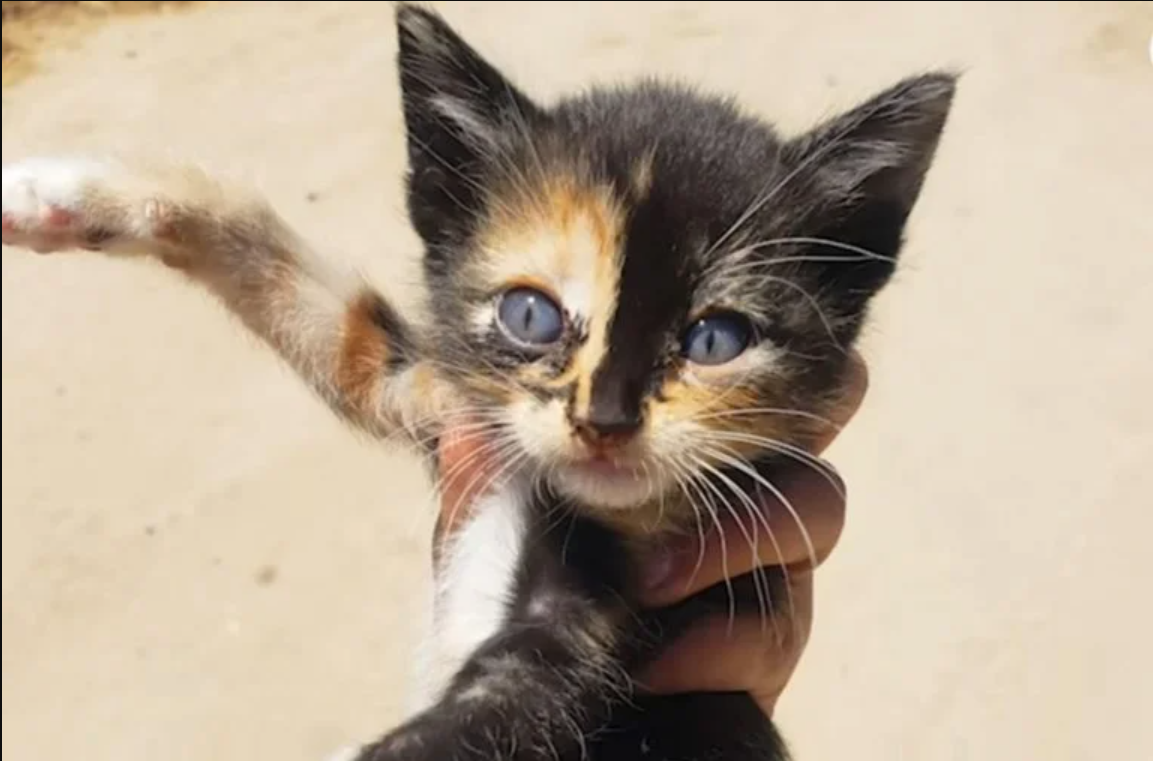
xmin=551 ymin=462 xmax=660 ymax=510
xmin=1 ymin=156 xmax=107 ymax=221
xmin=431 ymin=94 xmax=499 ymax=150
xmin=409 ymin=475 xmax=532 ymax=712
xmin=328 ymin=477 xmax=532 ymax=760
xmin=469 ymin=301 xmax=496 ymax=334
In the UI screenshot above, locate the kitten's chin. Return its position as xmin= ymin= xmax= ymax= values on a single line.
xmin=551 ymin=461 xmax=664 ymax=511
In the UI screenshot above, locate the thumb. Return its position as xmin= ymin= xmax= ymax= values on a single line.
xmin=434 ymin=420 xmax=501 ymax=553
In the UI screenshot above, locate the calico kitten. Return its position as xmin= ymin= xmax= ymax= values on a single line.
xmin=1 ymin=4 xmax=956 ymax=760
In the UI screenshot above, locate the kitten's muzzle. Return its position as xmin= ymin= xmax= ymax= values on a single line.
xmin=572 ymin=371 xmax=646 ymax=453
xmin=571 ymin=415 xmax=642 ymax=455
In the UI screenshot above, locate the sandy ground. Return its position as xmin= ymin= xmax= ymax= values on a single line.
xmin=2 ymin=2 xmax=1152 ymax=760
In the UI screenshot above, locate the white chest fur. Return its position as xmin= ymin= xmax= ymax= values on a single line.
xmin=407 ymin=477 xmax=532 ymax=713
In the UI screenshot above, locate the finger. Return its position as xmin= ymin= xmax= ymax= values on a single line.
xmin=639 ymin=463 xmax=846 ymax=607
xmin=639 ymin=570 xmax=816 ymax=717
xmin=638 ymin=352 xmax=867 ymax=607
xmin=434 ymin=419 xmax=501 ymax=549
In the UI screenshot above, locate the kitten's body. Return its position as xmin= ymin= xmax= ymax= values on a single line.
xmin=1 ymin=5 xmax=956 ymax=760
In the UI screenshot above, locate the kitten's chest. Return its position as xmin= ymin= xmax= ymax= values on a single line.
xmin=406 ymin=474 xmax=692 ymax=712
xmin=410 ymin=477 xmax=533 ymax=709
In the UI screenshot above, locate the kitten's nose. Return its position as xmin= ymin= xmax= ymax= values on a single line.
xmin=574 ymin=370 xmax=644 ymax=451
xmin=572 ymin=416 xmax=642 ymax=452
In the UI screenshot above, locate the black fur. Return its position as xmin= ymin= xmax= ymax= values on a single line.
xmin=362 ymin=488 xmax=789 ymax=761
xmin=356 ymin=5 xmax=957 ymax=760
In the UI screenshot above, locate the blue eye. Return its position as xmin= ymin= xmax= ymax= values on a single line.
xmin=682 ymin=313 xmax=754 ymax=365
xmin=497 ymin=287 xmax=565 ymax=346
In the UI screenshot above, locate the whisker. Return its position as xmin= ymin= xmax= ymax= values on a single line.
xmin=679 ymin=353 xmax=766 ymax=420
xmin=702 ymin=100 xmax=885 ymax=258
xmin=697 ymin=429 xmax=845 ymax=502
xmin=405 ymin=425 xmax=517 ymax=541
xmin=696 ymin=455 xmax=792 ymax=641
xmin=662 ymin=456 xmax=714 ymax=600
xmin=668 ymin=455 xmax=737 ymax=631
xmin=436 ymin=435 xmax=526 ymax=537
xmin=753 ymin=274 xmax=845 ymax=351
xmin=694 ymin=445 xmax=809 ymax=645
xmin=432 ymin=428 xmax=518 ymax=498
xmin=685 ymin=455 xmax=776 ymax=638
xmin=648 ymin=456 xmax=671 ymax=533
xmin=697 ymin=444 xmax=817 ymax=572
xmin=725 ymin=235 xmax=897 ymax=266
xmin=392 ymin=413 xmax=505 ymax=452
xmin=690 ymin=406 xmax=842 ymax=431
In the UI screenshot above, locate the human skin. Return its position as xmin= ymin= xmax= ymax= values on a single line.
xmin=433 ymin=352 xmax=869 ymax=717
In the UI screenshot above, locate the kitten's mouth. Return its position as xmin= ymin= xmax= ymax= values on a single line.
xmin=550 ymin=452 xmax=660 ymax=511
xmin=567 ymin=455 xmax=643 ymax=480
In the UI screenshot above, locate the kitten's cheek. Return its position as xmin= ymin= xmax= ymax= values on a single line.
xmin=813 ymin=350 xmax=870 ymax=453
xmin=507 ymin=397 xmax=571 ymax=461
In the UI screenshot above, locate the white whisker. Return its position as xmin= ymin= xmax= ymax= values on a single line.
xmin=727 ymin=235 xmax=897 ymax=265
xmin=686 ymin=455 xmax=777 ymax=637
xmin=663 ymin=456 xmax=718 ymax=605
xmin=668 ymin=455 xmax=737 ymax=630
xmin=436 ymin=435 xmax=526 ymax=536
xmin=697 ymin=429 xmax=845 ymax=502
xmin=697 ymin=444 xmax=817 ymax=572
xmin=690 ymin=406 xmax=841 ymax=431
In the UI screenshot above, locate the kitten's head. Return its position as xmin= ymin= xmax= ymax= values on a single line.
xmin=395 ymin=5 xmax=955 ymax=517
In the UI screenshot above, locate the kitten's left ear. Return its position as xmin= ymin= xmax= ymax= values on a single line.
xmin=394 ymin=4 xmax=542 ymax=246
xmin=789 ymin=72 xmax=959 ymax=309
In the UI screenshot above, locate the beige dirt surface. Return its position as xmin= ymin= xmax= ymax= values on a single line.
xmin=2 ymin=1 xmax=198 ymax=86
xmin=3 ymin=2 xmax=1152 ymax=760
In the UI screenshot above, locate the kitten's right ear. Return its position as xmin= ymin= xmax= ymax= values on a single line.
xmin=395 ymin=4 xmax=541 ymax=244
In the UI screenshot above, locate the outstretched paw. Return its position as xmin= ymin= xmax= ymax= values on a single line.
xmin=2 ymin=156 xmax=176 ymax=257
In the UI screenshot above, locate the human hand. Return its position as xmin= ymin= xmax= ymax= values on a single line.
xmin=633 ymin=352 xmax=868 ymax=716
xmin=432 ymin=352 xmax=869 ymax=718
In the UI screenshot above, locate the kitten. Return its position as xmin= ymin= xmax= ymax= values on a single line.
xmin=1 ymin=4 xmax=956 ymax=760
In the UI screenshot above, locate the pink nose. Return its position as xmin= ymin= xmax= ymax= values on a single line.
xmin=572 ymin=418 xmax=640 ymax=453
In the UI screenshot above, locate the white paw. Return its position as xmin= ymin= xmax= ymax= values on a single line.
xmin=0 ymin=155 xmax=164 ymax=257
xmin=2 ymin=157 xmax=108 ymax=213
xmin=2 ymin=157 xmax=108 ymax=251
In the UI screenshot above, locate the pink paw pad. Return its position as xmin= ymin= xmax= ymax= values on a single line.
xmin=41 ymin=206 xmax=77 ymax=229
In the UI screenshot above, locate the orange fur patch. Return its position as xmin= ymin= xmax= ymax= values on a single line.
xmin=335 ymin=292 xmax=391 ymax=416
xmin=654 ymin=376 xmax=799 ymax=459
xmin=659 ymin=378 xmax=760 ymax=427
xmin=475 ymin=170 xmax=627 ymax=406
xmin=519 ymin=361 xmax=579 ymax=391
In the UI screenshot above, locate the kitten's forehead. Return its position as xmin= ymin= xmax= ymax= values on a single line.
xmin=473 ymin=171 xmax=625 ymax=318
xmin=470 ymin=168 xmax=631 ymax=415
xmin=552 ymin=83 xmax=789 ymax=245
xmin=467 ymin=105 xmax=785 ymax=325
xmin=459 ymin=87 xmax=809 ymax=416
xmin=464 ymin=80 xmax=794 ymax=298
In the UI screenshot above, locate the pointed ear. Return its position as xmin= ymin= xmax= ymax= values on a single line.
xmin=789 ymin=72 xmax=958 ymax=312
xmin=394 ymin=4 xmax=542 ymax=246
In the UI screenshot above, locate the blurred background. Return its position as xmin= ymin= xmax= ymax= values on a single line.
xmin=3 ymin=2 xmax=1151 ymax=760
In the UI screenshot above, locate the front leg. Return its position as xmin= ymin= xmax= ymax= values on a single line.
xmin=2 ymin=155 xmax=441 ymax=441
xmin=345 ymin=504 xmax=640 ymax=761
xmin=352 ymin=623 xmax=621 ymax=761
